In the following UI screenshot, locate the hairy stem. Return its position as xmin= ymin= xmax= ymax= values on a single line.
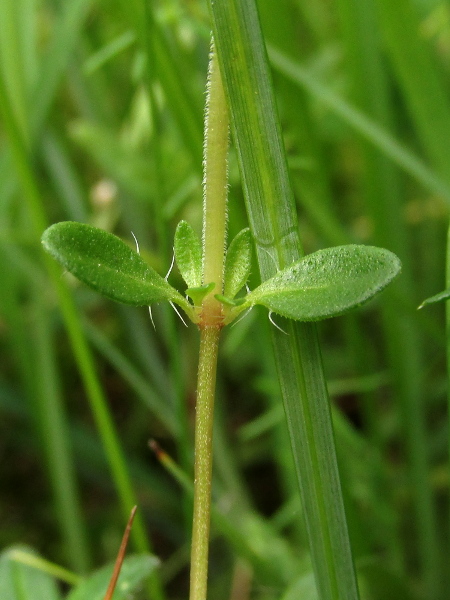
xmin=190 ymin=325 xmax=221 ymax=600
xmin=189 ymin=39 xmax=229 ymax=600
xmin=202 ymin=39 xmax=229 ymax=304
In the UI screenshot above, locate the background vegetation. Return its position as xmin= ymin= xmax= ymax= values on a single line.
xmin=0 ymin=0 xmax=449 ymax=598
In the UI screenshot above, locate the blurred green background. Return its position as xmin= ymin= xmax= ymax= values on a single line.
xmin=0 ymin=0 xmax=449 ymax=598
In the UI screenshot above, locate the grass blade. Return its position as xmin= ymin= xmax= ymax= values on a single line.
xmin=268 ymin=46 xmax=450 ymax=205
xmin=333 ymin=1 xmax=442 ymax=596
xmin=375 ymin=0 xmax=450 ymax=183
xmin=0 ymin=56 xmax=165 ymax=600
xmin=208 ymin=3 xmax=360 ymax=599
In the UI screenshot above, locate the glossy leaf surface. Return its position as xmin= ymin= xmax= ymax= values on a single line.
xmin=174 ymin=220 xmax=202 ymax=289
xmin=243 ymin=245 xmax=401 ymax=321
xmin=66 ymin=554 xmax=159 ymax=600
xmin=42 ymin=222 xmax=192 ymax=316
xmin=223 ymin=228 xmax=252 ymax=299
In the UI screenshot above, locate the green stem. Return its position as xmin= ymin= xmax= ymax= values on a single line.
xmin=189 ymin=39 xmax=229 ymax=600
xmin=202 ymin=39 xmax=229 ymax=298
xmin=190 ymin=325 xmax=221 ymax=600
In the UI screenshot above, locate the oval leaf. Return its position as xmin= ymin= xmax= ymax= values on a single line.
xmin=174 ymin=220 xmax=202 ymax=289
xmin=223 ymin=228 xmax=252 ymax=298
xmin=42 ymin=222 xmax=191 ymax=314
xmin=244 ymin=245 xmax=401 ymax=321
xmin=66 ymin=554 xmax=159 ymax=600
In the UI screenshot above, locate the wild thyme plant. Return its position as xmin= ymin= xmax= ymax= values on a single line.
xmin=42 ymin=40 xmax=401 ymax=600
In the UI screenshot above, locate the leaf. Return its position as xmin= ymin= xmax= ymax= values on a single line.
xmin=215 ymin=293 xmax=245 ymax=307
xmin=239 ymin=245 xmax=401 ymax=321
xmin=186 ymin=282 xmax=215 ymax=306
xmin=0 ymin=545 xmax=62 ymax=600
xmin=42 ymin=222 xmax=194 ymax=318
xmin=223 ymin=228 xmax=252 ymax=298
xmin=418 ymin=289 xmax=450 ymax=309
xmin=66 ymin=554 xmax=159 ymax=600
xmin=174 ymin=220 xmax=203 ymax=289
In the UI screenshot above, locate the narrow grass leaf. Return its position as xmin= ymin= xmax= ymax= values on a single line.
xmin=83 ymin=30 xmax=136 ymax=75
xmin=268 ymin=46 xmax=450 ymax=205
xmin=0 ymin=59 xmax=165 ymax=600
xmin=209 ymin=2 xmax=361 ymax=600
xmin=31 ymin=0 xmax=94 ymax=135
xmin=375 ymin=0 xmax=450 ymax=184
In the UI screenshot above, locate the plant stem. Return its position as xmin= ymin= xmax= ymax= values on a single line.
xmin=202 ymin=39 xmax=229 ymax=300
xmin=189 ymin=39 xmax=229 ymax=600
xmin=190 ymin=325 xmax=221 ymax=600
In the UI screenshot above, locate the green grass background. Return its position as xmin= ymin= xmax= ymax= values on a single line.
xmin=0 ymin=0 xmax=449 ymax=598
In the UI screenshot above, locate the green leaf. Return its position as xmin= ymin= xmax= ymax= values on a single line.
xmin=223 ymin=228 xmax=252 ymax=299
xmin=418 ymin=289 xmax=450 ymax=309
xmin=42 ymin=222 xmax=194 ymax=318
xmin=242 ymin=245 xmax=401 ymax=321
xmin=215 ymin=293 xmax=246 ymax=307
xmin=0 ymin=546 xmax=62 ymax=600
xmin=186 ymin=282 xmax=215 ymax=306
xmin=66 ymin=554 xmax=159 ymax=600
xmin=174 ymin=220 xmax=202 ymax=288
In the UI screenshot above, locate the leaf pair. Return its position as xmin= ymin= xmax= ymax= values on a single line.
xmin=41 ymin=221 xmax=401 ymax=325
xmin=41 ymin=221 xmax=196 ymax=322
xmin=174 ymin=220 xmax=252 ymax=307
